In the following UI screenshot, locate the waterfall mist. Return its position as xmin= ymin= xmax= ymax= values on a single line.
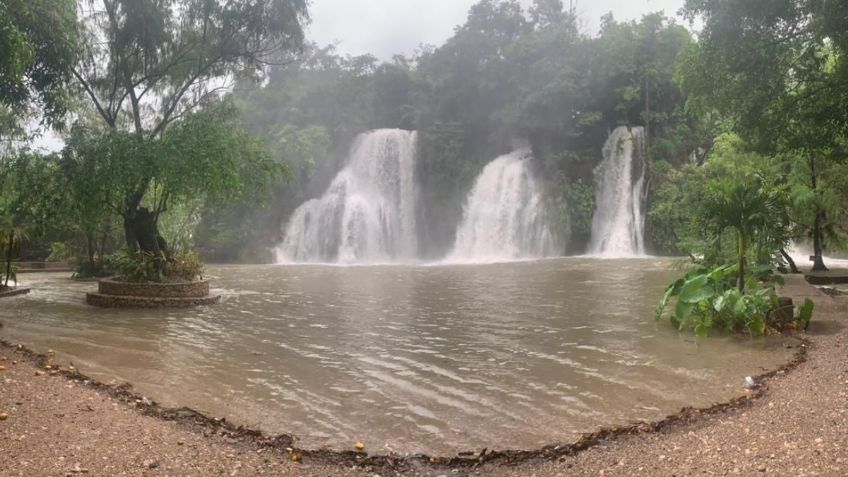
xmin=587 ymin=126 xmax=647 ymax=257
xmin=447 ymin=149 xmax=556 ymax=263
xmin=276 ymin=129 xmax=418 ymax=263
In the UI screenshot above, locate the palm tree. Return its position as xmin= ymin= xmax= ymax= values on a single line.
xmin=702 ymin=175 xmax=788 ymax=291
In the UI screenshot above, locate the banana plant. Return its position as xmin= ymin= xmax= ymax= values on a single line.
xmin=656 ymin=264 xmax=808 ymax=337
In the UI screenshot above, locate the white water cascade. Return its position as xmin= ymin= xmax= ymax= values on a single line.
xmin=587 ymin=126 xmax=647 ymax=257
xmin=276 ymin=129 xmax=418 ymax=264
xmin=448 ymin=149 xmax=556 ymax=263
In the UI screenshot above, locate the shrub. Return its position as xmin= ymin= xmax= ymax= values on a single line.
xmin=657 ymin=265 xmax=814 ymax=336
xmin=47 ymin=242 xmax=72 ymax=262
xmin=73 ymin=255 xmax=114 ymax=279
xmin=108 ymin=248 xmax=203 ymax=283
xmin=111 ymin=249 xmax=162 ymax=283
xmin=162 ymin=250 xmax=204 ymax=282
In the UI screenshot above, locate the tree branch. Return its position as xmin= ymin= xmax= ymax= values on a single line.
xmin=72 ymin=68 xmax=115 ymax=128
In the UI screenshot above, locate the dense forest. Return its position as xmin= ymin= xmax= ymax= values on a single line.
xmin=205 ymin=1 xmax=703 ymax=261
xmin=198 ymin=0 xmax=848 ymax=266
xmin=2 ymin=0 xmax=847 ymax=275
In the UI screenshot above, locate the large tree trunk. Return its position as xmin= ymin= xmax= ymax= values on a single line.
xmin=123 ymin=207 xmax=170 ymax=259
xmin=810 ymin=157 xmax=828 ymax=272
xmin=812 ymin=211 xmax=828 ymax=272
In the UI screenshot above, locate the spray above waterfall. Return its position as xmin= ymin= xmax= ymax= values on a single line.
xmin=587 ymin=126 xmax=648 ymax=257
xmin=448 ymin=149 xmax=557 ymax=263
xmin=276 ymin=129 xmax=418 ymax=264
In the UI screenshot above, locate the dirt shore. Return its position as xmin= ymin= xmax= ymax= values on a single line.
xmin=1 ymin=274 xmax=846 ymax=476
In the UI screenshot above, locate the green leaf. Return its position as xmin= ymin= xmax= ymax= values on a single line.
xmin=656 ymin=278 xmax=684 ymax=318
xmin=713 ymin=294 xmax=727 ymax=312
xmin=678 ymin=274 xmax=714 ymax=303
xmin=733 ymin=296 xmax=748 ymax=317
xmin=799 ymin=298 xmax=815 ymax=330
xmin=675 ymin=299 xmax=694 ymax=321
xmin=746 ymin=316 xmax=766 ymax=336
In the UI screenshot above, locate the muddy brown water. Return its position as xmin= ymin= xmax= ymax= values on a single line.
xmin=0 ymin=258 xmax=794 ymax=455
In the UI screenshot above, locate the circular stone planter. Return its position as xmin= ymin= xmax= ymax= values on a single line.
xmin=86 ymin=279 xmax=220 ymax=308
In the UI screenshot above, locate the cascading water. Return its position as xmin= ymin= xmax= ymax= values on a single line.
xmin=448 ymin=149 xmax=556 ymax=263
xmin=276 ymin=129 xmax=418 ymax=264
xmin=588 ymin=126 xmax=647 ymax=257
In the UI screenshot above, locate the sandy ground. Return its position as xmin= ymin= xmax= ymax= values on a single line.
xmin=0 ymin=354 xmax=372 ymax=477
xmin=1 ymin=274 xmax=846 ymax=477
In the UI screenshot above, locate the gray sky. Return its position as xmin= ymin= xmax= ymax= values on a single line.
xmin=307 ymin=0 xmax=688 ymax=59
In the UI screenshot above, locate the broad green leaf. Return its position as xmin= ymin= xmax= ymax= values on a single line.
xmin=675 ymin=299 xmax=694 ymax=321
xmin=713 ymin=295 xmax=727 ymax=312
xmin=678 ymin=275 xmax=714 ymax=304
xmin=746 ymin=316 xmax=766 ymax=336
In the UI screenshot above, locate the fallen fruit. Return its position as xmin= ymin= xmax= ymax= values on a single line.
xmin=355 ymin=442 xmax=365 ymax=451
xmin=291 ymin=451 xmax=302 ymax=462
xmin=0 ymin=365 xmax=5 ymax=372
xmin=0 ymin=412 xmax=8 ymax=420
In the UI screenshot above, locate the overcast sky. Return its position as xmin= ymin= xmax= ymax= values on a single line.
xmin=30 ymin=0 xmax=687 ymax=152
xmin=306 ymin=0 xmax=688 ymax=59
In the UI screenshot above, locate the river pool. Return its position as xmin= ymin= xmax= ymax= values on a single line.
xmin=0 ymin=258 xmax=794 ymax=454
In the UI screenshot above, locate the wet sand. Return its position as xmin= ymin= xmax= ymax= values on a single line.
xmin=1 ymin=274 xmax=846 ymax=476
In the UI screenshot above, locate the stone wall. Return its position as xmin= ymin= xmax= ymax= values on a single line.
xmin=87 ymin=279 xmax=220 ymax=308
xmin=86 ymin=293 xmax=220 ymax=309
xmin=97 ymin=279 xmax=210 ymax=298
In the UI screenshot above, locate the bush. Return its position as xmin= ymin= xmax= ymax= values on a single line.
xmin=111 ymin=249 xmax=162 ymax=283
xmin=73 ymin=255 xmax=114 ymax=279
xmin=657 ymin=265 xmax=814 ymax=336
xmin=46 ymin=242 xmax=72 ymax=262
xmin=162 ymin=250 xmax=204 ymax=282
xmin=109 ymin=248 xmax=203 ymax=283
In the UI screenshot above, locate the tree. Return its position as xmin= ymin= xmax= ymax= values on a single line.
xmin=680 ymin=0 xmax=848 ymax=271
xmin=0 ymin=0 xmax=77 ymax=124
xmin=701 ymin=176 xmax=787 ymax=291
xmin=63 ymin=101 xmax=286 ymax=264
xmin=72 ymin=0 xmax=308 ymax=257
xmin=60 ymin=125 xmax=121 ymax=275
xmin=0 ymin=151 xmax=66 ymax=286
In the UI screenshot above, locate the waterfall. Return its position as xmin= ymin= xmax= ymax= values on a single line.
xmin=587 ymin=126 xmax=647 ymax=257
xmin=276 ymin=129 xmax=418 ymax=264
xmin=448 ymin=149 xmax=556 ymax=263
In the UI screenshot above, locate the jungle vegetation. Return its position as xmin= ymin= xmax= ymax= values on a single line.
xmin=0 ymin=0 xmax=846 ymax=298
